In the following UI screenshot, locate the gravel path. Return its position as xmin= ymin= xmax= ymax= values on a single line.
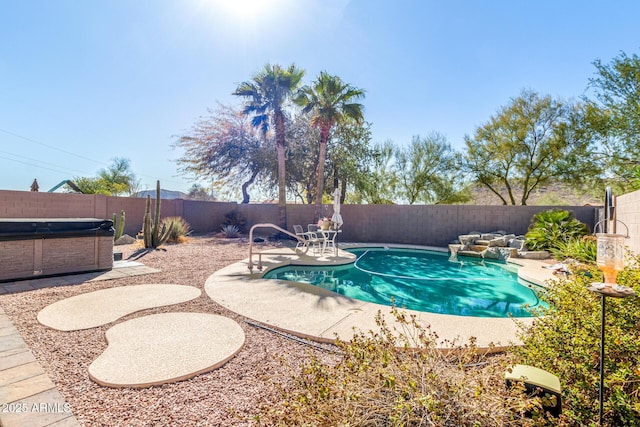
xmin=0 ymin=235 xmax=336 ymax=426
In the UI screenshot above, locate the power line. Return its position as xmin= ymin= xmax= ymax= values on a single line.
xmin=0 ymin=155 xmax=76 ymax=176
xmin=0 ymin=149 xmax=94 ymax=177
xmin=0 ymin=128 xmax=107 ymax=167
xmin=0 ymin=127 xmax=189 ymax=187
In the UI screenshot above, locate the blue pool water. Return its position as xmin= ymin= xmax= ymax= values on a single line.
xmin=263 ymin=247 xmax=547 ymax=318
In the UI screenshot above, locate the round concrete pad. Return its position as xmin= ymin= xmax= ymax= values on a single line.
xmin=88 ymin=312 xmax=245 ymax=388
xmin=37 ymin=284 xmax=201 ymax=331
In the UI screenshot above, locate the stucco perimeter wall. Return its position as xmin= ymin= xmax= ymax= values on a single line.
xmin=0 ymin=190 xmax=244 ymax=235
xmin=289 ymin=204 xmax=598 ymax=247
xmin=0 ymin=190 xmax=599 ymax=246
xmin=614 ymin=189 xmax=640 ymax=255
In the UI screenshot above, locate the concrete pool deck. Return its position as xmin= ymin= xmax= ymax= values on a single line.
xmin=205 ymin=244 xmax=559 ymax=351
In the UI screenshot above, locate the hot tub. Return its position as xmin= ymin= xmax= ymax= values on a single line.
xmin=0 ymin=218 xmax=114 ymax=282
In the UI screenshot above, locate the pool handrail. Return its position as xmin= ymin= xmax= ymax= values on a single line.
xmin=248 ymin=223 xmax=308 ymax=272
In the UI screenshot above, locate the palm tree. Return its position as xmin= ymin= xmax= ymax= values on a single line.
xmin=295 ymin=72 xmax=365 ymax=219
xmin=233 ymin=63 xmax=305 ymax=227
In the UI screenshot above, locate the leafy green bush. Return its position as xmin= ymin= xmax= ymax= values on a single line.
xmin=222 ymin=209 xmax=247 ymax=233
xmin=513 ymin=259 xmax=640 ymax=425
xmin=160 ymin=216 xmax=191 ymax=243
xmin=258 ymin=309 xmax=544 ymax=426
xmin=525 ymin=209 xmax=590 ymax=251
xmin=549 ymin=235 xmax=597 ymax=263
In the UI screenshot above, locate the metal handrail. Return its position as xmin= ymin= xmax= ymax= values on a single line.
xmin=248 ymin=223 xmax=308 ymax=272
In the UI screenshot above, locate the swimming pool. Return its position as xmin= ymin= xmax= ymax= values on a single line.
xmin=263 ymin=247 xmax=547 ymax=318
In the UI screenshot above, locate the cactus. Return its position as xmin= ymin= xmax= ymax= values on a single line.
xmin=112 ymin=210 xmax=125 ymax=241
xmin=142 ymin=180 xmax=171 ymax=248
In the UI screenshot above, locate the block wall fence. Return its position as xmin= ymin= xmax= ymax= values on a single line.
xmin=0 ymin=189 xmax=613 ymax=249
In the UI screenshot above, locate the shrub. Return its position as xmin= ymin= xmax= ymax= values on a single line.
xmin=512 ymin=258 xmax=640 ymax=425
xmin=549 ymin=235 xmax=597 ymax=263
xmin=221 ymin=224 xmax=241 ymax=238
xmin=257 ymin=309 xmax=543 ymax=426
xmin=160 ymin=216 xmax=191 ymax=243
xmin=222 ymin=209 xmax=247 ymax=233
xmin=525 ymin=209 xmax=590 ymax=252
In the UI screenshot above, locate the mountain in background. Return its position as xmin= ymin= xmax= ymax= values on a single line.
xmin=460 ymin=182 xmax=602 ymax=206
xmin=133 ymin=189 xmax=187 ymax=200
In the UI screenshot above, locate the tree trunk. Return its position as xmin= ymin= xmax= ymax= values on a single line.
xmin=241 ymin=169 xmax=259 ymax=204
xmin=275 ymin=110 xmax=287 ymax=228
xmin=314 ymin=124 xmax=331 ymax=221
xmin=340 ymin=179 xmax=347 ymax=204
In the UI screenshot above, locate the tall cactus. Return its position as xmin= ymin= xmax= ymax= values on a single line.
xmin=112 ymin=210 xmax=125 ymax=241
xmin=142 ymin=180 xmax=171 ymax=248
xmin=143 ymin=196 xmax=152 ymax=248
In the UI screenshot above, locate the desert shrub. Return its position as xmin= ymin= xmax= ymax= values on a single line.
xmin=513 ymin=258 xmax=640 ymax=425
xmin=525 ymin=209 xmax=590 ymax=251
xmin=160 ymin=216 xmax=191 ymax=243
xmin=222 ymin=209 xmax=247 ymax=233
xmin=549 ymin=235 xmax=597 ymax=263
xmin=221 ymin=224 xmax=241 ymax=238
xmin=258 ymin=309 xmax=545 ymax=426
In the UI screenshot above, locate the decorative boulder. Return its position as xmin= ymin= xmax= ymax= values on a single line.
xmin=114 ymin=234 xmax=136 ymax=245
xmin=482 ymin=247 xmax=502 ymax=260
xmin=488 ymin=236 xmax=508 ymax=247
xmin=459 ymin=234 xmax=480 ymax=245
xmin=508 ymin=239 xmax=526 ymax=250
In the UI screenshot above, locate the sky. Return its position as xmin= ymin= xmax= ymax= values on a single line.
xmin=1 ymin=0 xmax=639 ymax=198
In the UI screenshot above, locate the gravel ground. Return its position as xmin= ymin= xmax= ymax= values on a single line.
xmin=0 ymin=235 xmax=337 ymax=426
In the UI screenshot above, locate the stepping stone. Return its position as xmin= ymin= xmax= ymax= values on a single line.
xmin=88 ymin=313 xmax=245 ymax=388
xmin=37 ymin=285 xmax=201 ymax=331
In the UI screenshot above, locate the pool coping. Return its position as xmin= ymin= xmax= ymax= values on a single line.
xmin=205 ymin=243 xmax=559 ymax=352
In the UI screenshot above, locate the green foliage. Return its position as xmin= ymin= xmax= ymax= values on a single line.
xmin=525 ymin=209 xmax=590 ymax=251
xmin=258 ymin=309 xmax=544 ymax=426
xmin=549 ymin=236 xmax=597 ymax=263
xmin=220 ymin=224 xmax=241 ymax=238
xmin=460 ymin=90 xmax=597 ymax=205
xmin=234 ymin=63 xmax=305 ymax=223
xmin=72 ymin=158 xmax=139 ymax=196
xmin=221 ymin=209 xmax=247 ymax=233
xmin=350 ymin=141 xmax=398 ymax=204
xmin=586 ymin=51 xmax=640 ymax=189
xmin=111 ymin=210 xmax=125 ymax=241
xmin=160 ymin=216 xmax=191 ymax=243
xmin=513 ymin=259 xmax=640 ymax=425
xmin=294 ymin=71 xmax=365 ymax=218
xmin=72 ymin=177 xmax=128 ymax=195
xmin=395 ymin=133 xmax=468 ymax=204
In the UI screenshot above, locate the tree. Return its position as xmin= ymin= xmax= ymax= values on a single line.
xmin=295 ymin=71 xmax=365 ymax=220
xmin=585 ymin=51 xmax=640 ymax=189
xmin=394 ymin=133 xmax=466 ymax=204
xmin=186 ymin=183 xmax=215 ymax=201
xmin=234 ymin=64 xmax=305 ymax=224
xmin=326 ymin=120 xmax=374 ymax=204
xmin=72 ymin=157 xmax=138 ymax=196
xmin=350 ymin=141 xmax=397 ymax=204
xmin=174 ymin=104 xmax=270 ymax=203
xmin=284 ymin=113 xmax=321 ymax=204
xmin=461 ymin=90 xmax=596 ymax=205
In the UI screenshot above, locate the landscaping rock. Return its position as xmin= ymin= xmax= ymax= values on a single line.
xmin=459 ymin=234 xmax=480 ymax=245
xmin=115 ymin=234 xmax=136 ymax=245
xmin=488 ymin=236 xmax=508 ymax=247
xmin=508 ymin=239 xmax=526 ymax=250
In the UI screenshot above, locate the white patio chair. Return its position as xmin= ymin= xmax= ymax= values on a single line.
xmin=294 ymin=225 xmax=321 ymax=254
